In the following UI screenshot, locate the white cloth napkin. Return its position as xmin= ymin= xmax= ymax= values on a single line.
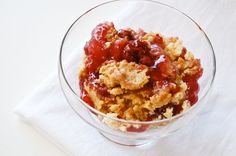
xmin=14 ymin=71 xmax=236 ymax=156
xmin=15 ymin=1 xmax=236 ymax=156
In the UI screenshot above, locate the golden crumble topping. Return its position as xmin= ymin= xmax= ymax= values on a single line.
xmin=99 ymin=60 xmax=149 ymax=90
xmin=83 ymin=59 xmax=192 ymax=121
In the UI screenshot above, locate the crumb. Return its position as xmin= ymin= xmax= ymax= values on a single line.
xmin=99 ymin=60 xmax=149 ymax=90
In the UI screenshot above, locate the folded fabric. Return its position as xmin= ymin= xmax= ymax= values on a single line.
xmin=14 ymin=71 xmax=236 ymax=156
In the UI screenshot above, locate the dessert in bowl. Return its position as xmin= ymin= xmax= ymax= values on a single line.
xmin=59 ymin=0 xmax=215 ymax=146
xmin=79 ymin=22 xmax=203 ymax=132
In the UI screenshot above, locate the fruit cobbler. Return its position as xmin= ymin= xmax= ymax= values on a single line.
xmin=79 ymin=22 xmax=203 ymax=124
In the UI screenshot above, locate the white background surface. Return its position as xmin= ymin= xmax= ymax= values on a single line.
xmin=0 ymin=0 xmax=106 ymax=155
xmin=1 ymin=0 xmax=236 ymax=156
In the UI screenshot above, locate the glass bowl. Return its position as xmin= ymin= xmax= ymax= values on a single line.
xmin=59 ymin=0 xmax=216 ymax=146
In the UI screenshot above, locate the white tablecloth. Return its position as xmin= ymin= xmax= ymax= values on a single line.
xmin=15 ymin=0 xmax=236 ymax=155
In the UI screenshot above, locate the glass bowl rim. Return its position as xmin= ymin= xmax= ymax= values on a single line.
xmin=59 ymin=0 xmax=216 ymax=125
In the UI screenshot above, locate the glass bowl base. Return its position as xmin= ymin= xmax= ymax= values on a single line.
xmin=99 ymin=132 xmax=152 ymax=146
